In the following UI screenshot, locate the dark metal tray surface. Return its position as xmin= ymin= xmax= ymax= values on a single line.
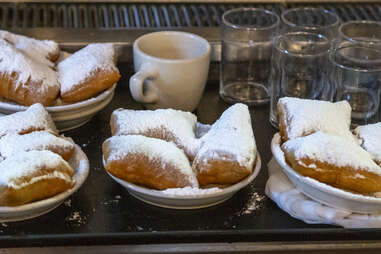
xmin=0 ymin=63 xmax=381 ymax=249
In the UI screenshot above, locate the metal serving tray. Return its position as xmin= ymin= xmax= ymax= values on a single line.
xmin=0 ymin=29 xmax=381 ymax=253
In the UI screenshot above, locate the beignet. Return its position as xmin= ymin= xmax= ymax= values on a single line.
xmin=354 ymin=123 xmax=381 ymax=166
xmin=0 ymin=131 xmax=74 ymax=161
xmin=58 ymin=43 xmax=120 ymax=103
xmin=0 ymin=103 xmax=58 ymax=137
xmin=102 ymin=135 xmax=198 ymax=190
xmin=0 ymin=150 xmax=74 ymax=206
xmin=193 ymin=104 xmax=257 ymax=186
xmin=277 ymin=97 xmax=353 ymax=142
xmin=0 ymin=39 xmax=60 ymax=106
xmin=0 ymin=30 xmax=60 ymax=63
xmin=110 ymin=108 xmax=199 ymax=160
xmin=282 ymin=131 xmax=381 ymax=194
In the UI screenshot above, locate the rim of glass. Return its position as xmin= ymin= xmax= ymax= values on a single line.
xmin=330 ymin=45 xmax=381 ymax=73
xmin=273 ymin=31 xmax=331 ymax=57
xmin=339 ymin=20 xmax=381 ymax=45
xmin=222 ymin=7 xmax=280 ymax=30
xmin=281 ymin=7 xmax=340 ymax=30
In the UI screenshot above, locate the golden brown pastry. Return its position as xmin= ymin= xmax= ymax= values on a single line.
xmin=0 ymin=39 xmax=60 ymax=106
xmin=102 ymin=135 xmax=198 ymax=190
xmin=0 ymin=150 xmax=74 ymax=206
xmin=277 ymin=97 xmax=353 ymax=142
xmin=193 ymin=104 xmax=257 ymax=186
xmin=110 ymin=108 xmax=200 ymax=160
xmin=58 ymin=43 xmax=120 ymax=103
xmin=0 ymin=103 xmax=58 ymax=137
xmin=0 ymin=131 xmax=74 ymax=161
xmin=282 ymin=131 xmax=381 ymax=194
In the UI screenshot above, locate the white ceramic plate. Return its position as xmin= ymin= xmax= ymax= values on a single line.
xmin=271 ymin=132 xmax=381 ymax=214
xmin=104 ymin=153 xmax=261 ymax=209
xmin=0 ymin=84 xmax=116 ymax=131
xmin=0 ymin=143 xmax=90 ymax=222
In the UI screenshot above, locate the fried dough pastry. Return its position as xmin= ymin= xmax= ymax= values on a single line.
xmin=0 ymin=39 xmax=60 ymax=106
xmin=0 ymin=30 xmax=60 ymax=62
xmin=354 ymin=123 xmax=381 ymax=166
xmin=193 ymin=104 xmax=257 ymax=186
xmin=0 ymin=103 xmax=58 ymax=137
xmin=282 ymin=131 xmax=381 ymax=194
xmin=277 ymin=97 xmax=353 ymax=142
xmin=0 ymin=131 xmax=74 ymax=161
xmin=102 ymin=135 xmax=198 ymax=190
xmin=58 ymin=43 xmax=120 ymax=103
xmin=0 ymin=150 xmax=74 ymax=206
xmin=110 ymin=108 xmax=199 ymax=160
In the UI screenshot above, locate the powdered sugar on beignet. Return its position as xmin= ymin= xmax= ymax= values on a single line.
xmin=0 ymin=30 xmax=60 ymax=63
xmin=354 ymin=123 xmax=381 ymax=165
xmin=193 ymin=104 xmax=256 ymax=186
xmin=110 ymin=108 xmax=199 ymax=160
xmin=0 ymin=39 xmax=60 ymax=105
xmin=0 ymin=150 xmax=74 ymax=189
xmin=0 ymin=131 xmax=74 ymax=161
xmin=103 ymin=135 xmax=198 ymax=189
xmin=198 ymin=103 xmax=256 ymax=170
xmin=282 ymin=131 xmax=381 ymax=176
xmin=278 ymin=97 xmax=353 ymax=141
xmin=58 ymin=43 xmax=118 ymax=95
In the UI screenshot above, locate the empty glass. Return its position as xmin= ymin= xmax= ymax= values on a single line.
xmin=337 ymin=20 xmax=381 ymax=48
xmin=269 ymin=32 xmax=331 ymax=128
xmin=220 ymin=8 xmax=280 ymax=105
xmin=330 ymin=43 xmax=381 ymax=126
xmin=281 ymin=8 xmax=340 ymax=40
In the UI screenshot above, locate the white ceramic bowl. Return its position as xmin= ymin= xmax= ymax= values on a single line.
xmin=104 ymin=153 xmax=261 ymax=209
xmin=0 ymin=84 xmax=116 ymax=131
xmin=271 ymin=132 xmax=381 ymax=214
xmin=0 ymin=143 xmax=89 ymax=222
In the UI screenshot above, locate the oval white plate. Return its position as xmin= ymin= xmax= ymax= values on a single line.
xmin=0 ymin=143 xmax=90 ymax=222
xmin=105 ymin=154 xmax=261 ymax=209
xmin=0 ymin=84 xmax=116 ymax=131
xmin=271 ymin=132 xmax=381 ymax=214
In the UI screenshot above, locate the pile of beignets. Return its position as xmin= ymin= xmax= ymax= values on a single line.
xmin=0 ymin=103 xmax=77 ymax=206
xmin=0 ymin=30 xmax=120 ymax=106
xmin=102 ymin=103 xmax=258 ymax=190
xmin=278 ymin=97 xmax=381 ymax=195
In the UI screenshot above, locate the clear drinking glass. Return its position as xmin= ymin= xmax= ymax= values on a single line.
xmin=220 ymin=8 xmax=280 ymax=105
xmin=269 ymin=32 xmax=331 ymax=128
xmin=330 ymin=43 xmax=381 ymax=126
xmin=281 ymin=7 xmax=340 ymax=40
xmin=337 ymin=20 xmax=381 ymax=48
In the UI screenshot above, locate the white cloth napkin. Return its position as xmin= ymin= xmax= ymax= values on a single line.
xmin=265 ymin=157 xmax=381 ymax=228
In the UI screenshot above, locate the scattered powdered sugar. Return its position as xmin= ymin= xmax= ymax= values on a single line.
xmin=195 ymin=103 xmax=256 ymax=170
xmin=112 ymin=108 xmax=200 ymax=157
xmin=0 ymin=150 xmax=73 ymax=189
xmin=0 ymin=30 xmax=59 ymax=66
xmin=0 ymin=131 xmax=73 ymax=158
xmin=238 ymin=191 xmax=266 ymax=216
xmin=160 ymin=186 xmax=221 ymax=196
xmin=64 ymin=199 xmax=72 ymax=207
xmin=65 ymin=211 xmax=87 ymax=227
xmin=354 ymin=123 xmax=381 ymax=164
xmin=282 ymin=131 xmax=381 ymax=176
xmin=0 ymin=103 xmax=57 ymax=137
xmin=58 ymin=43 xmax=118 ymax=94
xmin=0 ymin=39 xmax=59 ymax=92
xmin=278 ymin=97 xmax=354 ymax=141
xmin=104 ymin=135 xmax=198 ymax=187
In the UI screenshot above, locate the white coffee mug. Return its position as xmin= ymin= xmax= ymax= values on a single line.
xmin=130 ymin=31 xmax=211 ymax=111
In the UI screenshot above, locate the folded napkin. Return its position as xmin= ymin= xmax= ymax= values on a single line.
xmin=265 ymin=158 xmax=381 ymax=228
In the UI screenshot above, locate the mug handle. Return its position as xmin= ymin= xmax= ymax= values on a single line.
xmin=129 ymin=63 xmax=159 ymax=103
